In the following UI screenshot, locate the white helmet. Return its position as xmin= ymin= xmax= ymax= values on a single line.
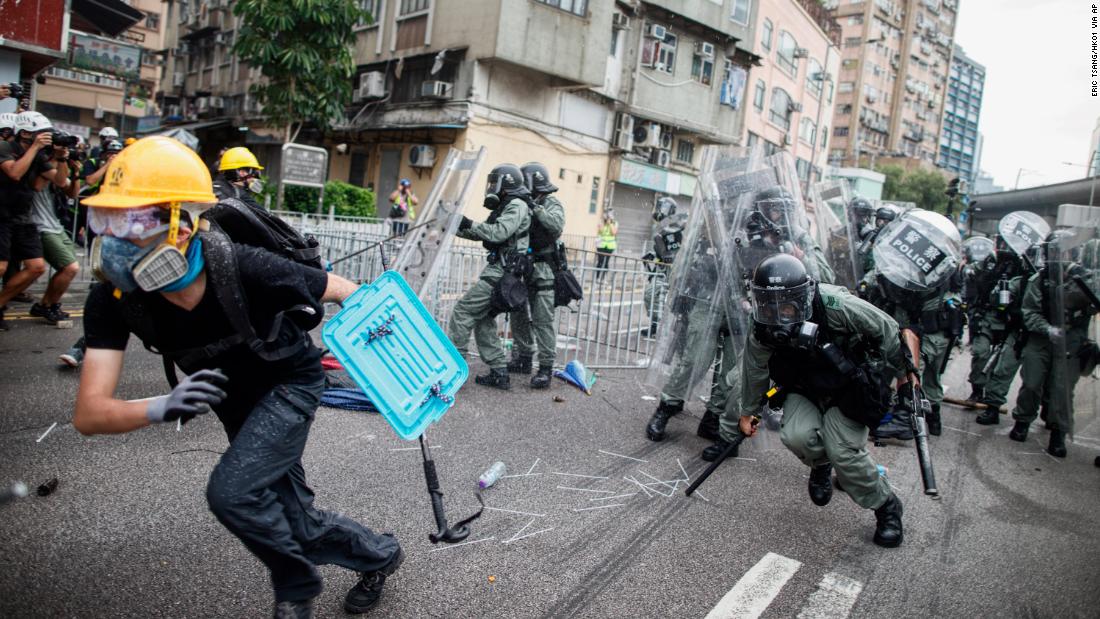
xmin=13 ymin=111 xmax=51 ymax=134
xmin=99 ymin=126 xmax=119 ymax=139
xmin=0 ymin=113 xmax=18 ymax=131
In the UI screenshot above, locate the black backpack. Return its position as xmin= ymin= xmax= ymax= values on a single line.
xmin=121 ymin=223 xmax=324 ymax=387
xmin=204 ymin=197 xmax=324 ymax=270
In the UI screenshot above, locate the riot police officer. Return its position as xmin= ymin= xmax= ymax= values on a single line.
xmin=735 ymin=254 xmax=906 ymax=547
xmin=448 ymin=164 xmax=531 ymax=390
xmin=642 ymin=197 xmax=684 ymax=337
xmin=960 ymin=236 xmax=997 ymax=402
xmin=507 ymin=162 xmax=564 ymax=389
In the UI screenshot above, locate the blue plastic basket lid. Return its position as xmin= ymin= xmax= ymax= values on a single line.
xmin=322 ymin=271 xmax=468 ymax=440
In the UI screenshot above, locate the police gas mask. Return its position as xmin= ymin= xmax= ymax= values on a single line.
xmin=749 ymin=254 xmax=818 ymax=350
xmin=89 ymin=203 xmax=201 ymax=292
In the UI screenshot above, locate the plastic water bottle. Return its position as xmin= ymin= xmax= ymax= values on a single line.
xmin=478 ymin=462 xmax=507 ymax=490
xmin=876 ymin=465 xmax=888 ymax=478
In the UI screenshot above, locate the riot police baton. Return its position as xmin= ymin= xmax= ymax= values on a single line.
xmin=329 ymin=217 xmax=439 ymax=266
xmin=684 ymin=411 xmax=764 ymax=497
xmin=900 ymin=329 xmax=940 ymax=498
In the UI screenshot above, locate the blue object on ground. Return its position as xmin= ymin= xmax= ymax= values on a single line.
xmin=554 ymin=359 xmax=596 ymax=394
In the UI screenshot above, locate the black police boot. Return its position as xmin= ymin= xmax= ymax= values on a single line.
xmin=530 ymin=365 xmax=552 ymax=389
xmin=875 ymin=409 xmax=915 ymax=441
xmin=975 ymin=405 xmax=1000 ymax=425
xmin=701 ymin=436 xmax=740 ymax=462
xmin=1047 ymin=429 xmax=1067 ymax=458
xmin=646 ymin=401 xmax=682 ymax=442
xmin=344 ymin=547 xmax=405 ymax=614
xmin=926 ymin=404 xmax=942 ymax=437
xmin=1008 ymin=421 xmax=1030 ymax=442
xmin=696 ymin=409 xmax=720 ymax=441
xmin=873 ymin=493 xmax=904 ymax=548
xmin=507 ymin=355 xmax=533 ymax=374
xmin=808 ymin=463 xmax=833 ymax=507
xmin=966 ymin=387 xmax=984 ymax=403
xmin=475 ymin=368 xmax=511 ymax=390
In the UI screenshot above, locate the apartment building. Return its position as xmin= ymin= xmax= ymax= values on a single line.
xmin=938 ymin=43 xmax=983 ymax=185
xmin=742 ymin=0 xmax=841 ymax=193
xmin=328 ymin=0 xmax=759 ymax=251
xmin=827 ymin=0 xmax=957 ymax=171
xmin=36 ymin=0 xmax=165 ymax=145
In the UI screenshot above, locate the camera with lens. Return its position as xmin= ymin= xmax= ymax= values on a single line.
xmin=4 ymin=82 xmax=23 ymax=100
xmin=50 ymin=130 xmax=80 ymax=148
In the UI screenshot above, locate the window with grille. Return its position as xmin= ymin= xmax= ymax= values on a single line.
xmin=769 ymin=87 xmax=792 ymax=130
xmin=400 ymin=0 xmax=429 ymax=16
xmin=535 ymin=0 xmax=588 ymax=17
xmin=676 ymin=140 xmax=695 ymax=164
xmin=761 ymin=19 xmax=773 ymax=51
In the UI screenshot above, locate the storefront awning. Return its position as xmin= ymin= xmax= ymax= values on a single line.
xmin=71 ymin=0 xmax=144 ymax=37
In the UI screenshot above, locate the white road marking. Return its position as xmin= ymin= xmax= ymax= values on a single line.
xmin=796 ymin=573 xmax=864 ymax=619
xmin=429 ymin=537 xmax=495 ymax=552
xmin=942 ymin=425 xmax=981 ymax=437
xmin=36 ymin=422 xmax=58 ymax=443
xmin=637 ymin=470 xmax=677 ymax=491
xmin=599 ymin=449 xmax=648 ymax=463
xmin=590 ymin=493 xmax=638 ymax=502
xmin=704 ymin=552 xmax=802 ymax=619
xmin=502 ymin=473 xmax=543 ymax=478
xmin=526 ymin=458 xmax=541 ymax=475
xmin=623 ymin=476 xmax=654 ymax=497
xmin=504 ymin=519 xmax=536 ymax=544
xmin=485 ymin=506 xmax=547 ymax=518
xmin=389 ymin=445 xmax=442 ymax=451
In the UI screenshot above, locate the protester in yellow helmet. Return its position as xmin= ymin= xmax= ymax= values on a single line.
xmin=213 ymin=145 xmax=265 ymax=203
xmin=74 ymin=136 xmax=404 ymax=617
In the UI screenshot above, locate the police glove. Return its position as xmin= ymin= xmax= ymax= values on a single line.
xmin=1047 ymin=326 xmax=1064 ymax=341
xmin=146 ymin=369 xmax=229 ymax=424
xmin=458 ymin=216 xmax=473 ymax=231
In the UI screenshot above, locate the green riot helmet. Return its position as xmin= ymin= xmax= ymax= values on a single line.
xmin=520 ymin=161 xmax=557 ymax=195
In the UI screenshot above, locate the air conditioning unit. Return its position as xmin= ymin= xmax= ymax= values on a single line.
xmin=644 ymin=23 xmax=667 ymax=40
xmin=789 ymin=102 xmax=804 ymax=113
xmin=612 ymin=12 xmax=629 ymax=30
xmin=420 ymin=80 xmax=453 ymax=100
xmin=633 ymin=121 xmax=662 ymax=148
xmin=214 ymin=31 xmax=229 ymax=45
xmin=408 ymin=144 xmax=436 ymax=168
xmin=694 ymin=42 xmax=715 ymax=58
xmin=652 ymin=150 xmax=672 ymax=167
xmin=613 ymin=113 xmax=634 ymax=150
xmin=172 ymin=73 xmax=185 ymax=88
xmin=659 ymin=131 xmax=673 ymax=150
xmin=195 ymin=97 xmax=209 ymax=112
xmin=793 ymin=47 xmax=810 ymax=59
xmin=358 ymin=71 xmax=386 ymax=100
xmin=783 ymin=134 xmax=794 ymax=146
xmin=209 ymin=96 xmax=225 ymax=109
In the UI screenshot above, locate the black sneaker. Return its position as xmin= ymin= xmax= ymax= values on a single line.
xmin=29 ymin=302 xmax=49 ymax=319
xmin=808 ymin=463 xmax=833 ymax=507
xmin=12 ymin=292 xmax=34 ymax=304
xmin=344 ymin=548 xmax=405 ymax=614
xmin=273 ymin=597 xmax=314 ymax=619
xmin=32 ymin=303 xmax=68 ymax=325
xmin=475 ymin=369 xmax=511 ymax=390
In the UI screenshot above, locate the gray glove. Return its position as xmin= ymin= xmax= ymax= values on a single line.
xmin=1047 ymin=326 xmax=1064 ymax=341
xmin=146 ymin=369 xmax=228 ymax=424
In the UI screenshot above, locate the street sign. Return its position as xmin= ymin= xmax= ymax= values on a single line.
xmin=66 ymin=31 xmax=142 ymax=82
xmin=278 ymin=143 xmax=329 ymax=213
xmin=281 ymin=143 xmax=328 ymax=188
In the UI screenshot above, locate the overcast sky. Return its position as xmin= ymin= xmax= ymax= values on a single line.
xmin=955 ymin=0 xmax=1099 ymax=190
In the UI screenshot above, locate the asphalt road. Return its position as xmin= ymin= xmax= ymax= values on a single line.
xmin=1 ymin=292 xmax=1099 ymax=618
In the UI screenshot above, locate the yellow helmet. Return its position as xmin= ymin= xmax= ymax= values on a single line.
xmin=124 ymin=137 xmax=137 ymax=146
xmin=83 ymin=136 xmax=218 ymax=208
xmin=218 ymin=146 xmax=264 ymax=171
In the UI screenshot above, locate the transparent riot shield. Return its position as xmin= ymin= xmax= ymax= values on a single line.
xmin=810 ymin=178 xmax=859 ymax=290
xmin=872 ymin=209 xmax=963 ymax=293
xmin=644 ymin=145 xmax=759 ymax=403
xmin=1047 ymin=226 xmax=1100 ymax=433
xmin=389 ymin=147 xmax=487 ymax=313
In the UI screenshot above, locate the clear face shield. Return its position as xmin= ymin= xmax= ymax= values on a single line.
xmin=750 ymin=280 xmax=819 ymax=349
xmin=89 ymin=203 xmax=197 ymax=292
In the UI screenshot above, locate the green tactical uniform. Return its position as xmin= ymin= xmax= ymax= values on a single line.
xmin=659 ymin=301 xmax=722 ymax=406
xmin=964 ymin=259 xmax=1001 ymax=395
xmin=979 ymin=274 xmax=1030 ymax=410
xmin=738 ymin=284 xmax=904 ymax=509
xmin=644 ymin=222 xmax=684 ymax=331
xmin=798 ymin=230 xmax=836 ymax=285
xmin=510 ymin=195 xmax=564 ymax=369
xmin=448 ymin=198 xmax=530 ymax=370
xmin=1011 ymin=270 xmax=1092 ymax=433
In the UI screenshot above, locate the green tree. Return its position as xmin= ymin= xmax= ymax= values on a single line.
xmin=233 ymin=0 xmax=370 ymax=142
xmin=877 ymin=165 xmax=948 ymax=214
xmin=877 ymin=164 xmax=905 ymax=202
xmin=284 ymin=181 xmax=376 ymax=217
